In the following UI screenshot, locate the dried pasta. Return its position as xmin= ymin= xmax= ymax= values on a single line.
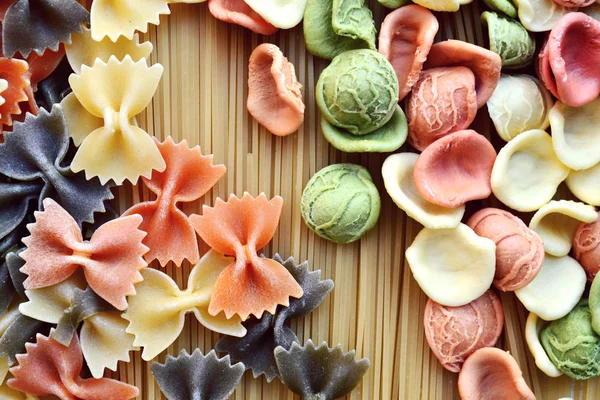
xmin=122 ymin=250 xmax=246 ymax=361
xmin=2 ymin=0 xmax=88 ymax=58
xmin=123 ymin=137 xmax=226 ymax=266
xmin=20 ymin=198 xmax=148 ymax=311
xmin=60 ymin=56 xmax=165 ymax=185
xmin=0 ymin=106 xmax=114 ymax=227
xmin=216 ymin=255 xmax=334 ymax=381
xmin=190 ymin=193 xmax=304 ymax=320
xmin=0 ymin=58 xmax=30 ymax=127
xmin=8 ymin=330 xmax=139 ymax=400
xmin=151 ymin=349 xmax=244 ymax=400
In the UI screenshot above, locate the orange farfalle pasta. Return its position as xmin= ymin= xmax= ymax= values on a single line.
xmin=208 ymin=0 xmax=278 ymax=35
xmin=0 ymin=58 xmax=31 ymax=127
xmin=8 ymin=330 xmax=139 ymax=400
xmin=20 ymin=198 xmax=148 ymax=311
xmin=25 ymin=45 xmax=65 ymax=89
xmin=190 ymin=193 xmax=303 ymax=320
xmin=123 ymin=136 xmax=226 ymax=266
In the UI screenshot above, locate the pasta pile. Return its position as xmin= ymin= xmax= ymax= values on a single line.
xmin=0 ymin=1 xmax=370 ymax=399
xmin=1 ymin=0 xmax=599 ymax=398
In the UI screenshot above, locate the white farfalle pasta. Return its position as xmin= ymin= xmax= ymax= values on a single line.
xmin=66 ymin=26 xmax=153 ymax=74
xmin=487 ymin=75 xmax=553 ymax=142
xmin=381 ymin=153 xmax=464 ymax=229
xmin=550 ymin=98 xmax=600 ymax=171
xmin=515 ymin=255 xmax=586 ymax=321
xmin=122 ymin=250 xmax=247 ymax=361
xmin=513 ymin=0 xmax=571 ymax=32
xmin=18 ymin=274 xmax=136 ymax=379
xmin=566 ymin=162 xmax=600 ymax=206
xmin=529 ymin=200 xmax=597 ymax=257
xmin=405 ymin=223 xmax=496 ymax=307
xmin=60 ymin=55 xmax=166 ymax=185
xmin=81 ymin=312 xmax=136 ymax=379
xmin=90 ymin=0 xmax=206 ymax=41
xmin=491 ymin=129 xmax=570 ymax=212
xmin=245 ymin=0 xmax=307 ymax=29
xmin=525 ymin=312 xmax=563 ymax=378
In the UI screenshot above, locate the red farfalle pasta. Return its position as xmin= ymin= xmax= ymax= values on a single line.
xmin=208 ymin=0 xmax=278 ymax=35
xmin=21 ymin=198 xmax=148 ymax=310
xmin=26 ymin=44 xmax=65 ymax=89
xmin=123 ymin=136 xmax=226 ymax=266
xmin=8 ymin=330 xmax=139 ymax=400
xmin=190 ymin=193 xmax=303 ymax=320
xmin=0 ymin=57 xmax=31 ymax=127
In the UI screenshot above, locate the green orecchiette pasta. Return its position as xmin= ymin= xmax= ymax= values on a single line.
xmin=316 ymin=49 xmax=398 ymax=136
xmin=304 ymin=0 xmax=376 ymax=60
xmin=481 ymin=11 xmax=535 ymax=69
xmin=301 ymin=163 xmax=381 ymax=244
xmin=541 ymin=300 xmax=600 ymax=380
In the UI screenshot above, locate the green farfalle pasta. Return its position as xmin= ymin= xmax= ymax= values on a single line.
xmin=541 ymin=300 xmax=600 ymax=380
xmin=301 ymin=164 xmax=380 ymax=244
xmin=481 ymin=11 xmax=535 ymax=69
xmin=317 ymin=49 xmax=399 ymax=135
xmin=304 ymin=0 xmax=376 ymax=60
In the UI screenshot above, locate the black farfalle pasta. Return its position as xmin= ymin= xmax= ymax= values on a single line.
xmin=0 ymin=311 xmax=47 ymax=366
xmin=2 ymin=0 xmax=89 ymax=58
xmin=274 ymin=340 xmax=371 ymax=400
xmin=0 ymin=106 xmax=114 ymax=226
xmin=52 ymin=286 xmax=114 ymax=346
xmin=0 ymin=249 xmax=27 ymax=317
xmin=34 ymin=57 xmax=73 ymax=112
xmin=0 ymin=180 xmax=42 ymax=240
xmin=216 ymin=254 xmax=334 ymax=381
xmin=151 ymin=349 xmax=245 ymax=400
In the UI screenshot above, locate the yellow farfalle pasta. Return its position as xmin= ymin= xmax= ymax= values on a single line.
xmin=18 ymin=274 xmax=136 ymax=379
xmin=550 ymin=98 xmax=600 ymax=171
xmin=91 ymin=0 xmax=206 ymax=41
xmin=529 ymin=200 xmax=597 ymax=257
xmin=60 ymin=55 xmax=166 ymax=185
xmin=0 ymin=79 xmax=8 ymax=107
xmin=66 ymin=26 xmax=153 ymax=74
xmin=491 ymin=129 xmax=570 ymax=212
xmin=122 ymin=250 xmax=247 ymax=361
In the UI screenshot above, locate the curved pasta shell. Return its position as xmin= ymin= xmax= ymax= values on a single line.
xmin=529 ymin=200 xmax=597 ymax=257
xmin=458 ymin=348 xmax=535 ymax=400
xmin=208 ymin=0 xmax=278 ymax=35
xmin=525 ymin=312 xmax=563 ymax=377
xmin=491 ymin=129 xmax=570 ymax=212
xmin=550 ymin=98 xmax=600 ymax=171
xmin=405 ymin=223 xmax=496 ymax=307
xmin=515 ymin=255 xmax=586 ymax=321
xmin=566 ymin=163 xmax=600 ymax=206
xmin=412 ymin=0 xmax=473 ymax=12
xmin=486 ymin=74 xmax=553 ymax=142
xmin=244 ymin=0 xmax=307 ymax=29
xmin=382 ymin=153 xmax=464 ymax=229
xmin=413 ymin=130 xmax=496 ymax=208
xmin=513 ymin=0 xmax=570 ymax=32
xmin=247 ymin=44 xmax=304 ymax=137
xmin=378 ymin=5 xmax=439 ymax=100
